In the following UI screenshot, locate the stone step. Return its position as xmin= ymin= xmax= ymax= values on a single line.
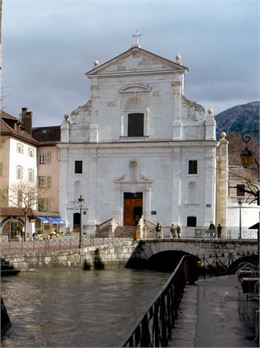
xmin=114 ymin=226 xmax=136 ymax=238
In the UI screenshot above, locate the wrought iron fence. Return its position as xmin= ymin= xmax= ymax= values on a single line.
xmin=122 ymin=255 xmax=197 ymax=347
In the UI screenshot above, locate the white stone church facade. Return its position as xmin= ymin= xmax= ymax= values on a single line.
xmin=58 ymin=44 xmax=228 ymax=236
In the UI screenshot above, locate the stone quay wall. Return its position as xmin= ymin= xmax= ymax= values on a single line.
xmin=4 ymin=239 xmax=138 ymax=271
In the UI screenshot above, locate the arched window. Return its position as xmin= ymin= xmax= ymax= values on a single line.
xmin=16 ymin=165 xmax=23 ymax=180
xmin=187 ymin=216 xmax=197 ymax=227
xmin=121 ymin=96 xmax=148 ymax=138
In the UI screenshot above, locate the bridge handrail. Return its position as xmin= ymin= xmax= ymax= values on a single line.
xmin=122 ymin=255 xmax=195 ymax=347
xmin=96 ymin=218 xmax=113 ymax=229
xmin=144 ymin=219 xmax=156 ymax=229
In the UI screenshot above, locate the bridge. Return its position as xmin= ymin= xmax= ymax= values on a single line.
xmin=125 ymin=238 xmax=258 ymax=273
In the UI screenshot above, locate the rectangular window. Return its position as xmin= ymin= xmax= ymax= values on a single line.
xmin=38 ymin=176 xmax=52 ymax=189
xmin=38 ymin=176 xmax=45 ymax=188
xmin=128 ymin=113 xmax=144 ymax=137
xmin=39 ymin=154 xmax=47 ymax=164
xmin=39 ymin=152 xmax=51 ymax=164
xmin=188 ymin=160 xmax=198 ymax=174
xmin=0 ymin=163 xmax=2 ymax=176
xmin=187 ymin=216 xmax=197 ymax=227
xmin=75 ymin=161 xmax=83 ymax=174
xmin=237 ymin=184 xmax=245 ymax=197
xmin=38 ymin=198 xmax=51 ymax=211
xmin=0 ymin=139 xmax=4 ymax=148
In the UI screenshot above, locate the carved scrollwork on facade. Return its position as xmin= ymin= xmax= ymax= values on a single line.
xmin=70 ymin=99 xmax=92 ymax=123
xmin=182 ymin=96 xmax=205 ymax=121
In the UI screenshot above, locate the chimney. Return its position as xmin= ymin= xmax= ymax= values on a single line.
xmin=14 ymin=121 xmax=22 ymax=132
xmin=21 ymin=107 xmax=32 ymax=135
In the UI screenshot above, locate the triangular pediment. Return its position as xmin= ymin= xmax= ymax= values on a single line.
xmin=86 ymin=47 xmax=188 ymax=77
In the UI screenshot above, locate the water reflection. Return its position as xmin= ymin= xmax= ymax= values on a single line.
xmin=2 ymin=268 xmax=169 ymax=347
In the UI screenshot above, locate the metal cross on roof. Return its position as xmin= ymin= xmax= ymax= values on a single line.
xmin=132 ymin=30 xmax=142 ymax=48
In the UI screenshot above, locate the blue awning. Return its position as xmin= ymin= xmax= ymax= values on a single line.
xmin=46 ymin=217 xmax=65 ymax=224
xmin=55 ymin=217 xmax=65 ymax=224
xmin=37 ymin=216 xmax=65 ymax=224
xmin=37 ymin=216 xmax=49 ymax=223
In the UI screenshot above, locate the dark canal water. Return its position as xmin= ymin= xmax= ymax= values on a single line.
xmin=1 ymin=268 xmax=170 ymax=347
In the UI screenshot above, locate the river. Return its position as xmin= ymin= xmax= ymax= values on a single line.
xmin=1 ymin=268 xmax=170 ymax=347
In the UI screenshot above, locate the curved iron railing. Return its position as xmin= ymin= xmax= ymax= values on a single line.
xmin=122 ymin=255 xmax=196 ymax=347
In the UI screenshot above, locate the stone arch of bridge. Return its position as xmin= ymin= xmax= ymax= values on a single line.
xmin=226 ymin=254 xmax=259 ymax=274
xmin=146 ymin=250 xmax=200 ymax=272
xmin=125 ymin=240 xmax=258 ymax=271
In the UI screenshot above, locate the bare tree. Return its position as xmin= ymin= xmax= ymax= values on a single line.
xmin=6 ymin=181 xmax=51 ymax=240
xmin=227 ymin=132 xmax=259 ymax=204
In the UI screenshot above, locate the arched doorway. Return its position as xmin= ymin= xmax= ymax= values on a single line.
xmin=73 ymin=212 xmax=80 ymax=231
xmin=2 ymin=218 xmax=24 ymax=240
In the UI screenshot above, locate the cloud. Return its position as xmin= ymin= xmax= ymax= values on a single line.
xmin=2 ymin=0 xmax=259 ymax=125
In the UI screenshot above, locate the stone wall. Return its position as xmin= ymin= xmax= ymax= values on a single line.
xmin=5 ymin=240 xmax=137 ymax=271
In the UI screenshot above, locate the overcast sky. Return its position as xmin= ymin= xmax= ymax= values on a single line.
xmin=2 ymin=0 xmax=259 ymax=127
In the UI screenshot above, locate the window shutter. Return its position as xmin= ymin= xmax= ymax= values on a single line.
xmin=47 ymin=176 xmax=52 ymax=189
xmin=47 ymin=152 xmax=51 ymax=163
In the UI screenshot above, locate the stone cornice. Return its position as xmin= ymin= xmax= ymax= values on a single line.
xmin=57 ymin=140 xmax=218 ymax=149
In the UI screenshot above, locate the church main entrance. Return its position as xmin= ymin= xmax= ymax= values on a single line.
xmin=123 ymin=192 xmax=143 ymax=226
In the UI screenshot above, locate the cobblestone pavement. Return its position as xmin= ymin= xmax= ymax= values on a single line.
xmin=169 ymin=275 xmax=258 ymax=347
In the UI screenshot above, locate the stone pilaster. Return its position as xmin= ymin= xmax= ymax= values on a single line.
xmin=171 ymin=81 xmax=183 ymax=140
xmin=216 ymin=132 xmax=229 ymax=230
xmin=205 ymin=108 xmax=216 ymax=140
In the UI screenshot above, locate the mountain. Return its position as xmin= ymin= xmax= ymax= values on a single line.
xmin=215 ymin=101 xmax=259 ymax=137
xmin=215 ymin=101 xmax=259 ymax=170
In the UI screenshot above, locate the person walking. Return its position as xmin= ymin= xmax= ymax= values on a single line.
xmin=208 ymin=221 xmax=216 ymax=238
xmin=177 ymin=225 xmax=181 ymax=238
xmin=155 ymin=223 xmax=162 ymax=239
xmin=217 ymin=223 xmax=222 ymax=239
xmin=138 ymin=215 xmax=145 ymax=239
xmin=170 ymin=224 xmax=176 ymax=239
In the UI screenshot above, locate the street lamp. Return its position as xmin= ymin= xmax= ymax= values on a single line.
xmin=239 ymin=129 xmax=259 ymax=253
xmin=240 ymin=131 xmax=259 ymax=169
xmin=78 ymin=195 xmax=84 ymax=249
xmin=237 ymin=198 xmax=243 ymax=240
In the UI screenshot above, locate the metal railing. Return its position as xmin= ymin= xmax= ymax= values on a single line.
xmin=122 ymin=255 xmax=197 ymax=347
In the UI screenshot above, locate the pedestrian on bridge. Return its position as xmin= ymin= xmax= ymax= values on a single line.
xmin=208 ymin=221 xmax=216 ymax=238
xmin=177 ymin=225 xmax=181 ymax=238
xmin=217 ymin=223 xmax=222 ymax=239
xmin=156 ymin=223 xmax=162 ymax=238
xmin=170 ymin=224 xmax=176 ymax=238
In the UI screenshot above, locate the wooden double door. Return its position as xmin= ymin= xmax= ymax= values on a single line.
xmin=123 ymin=192 xmax=143 ymax=226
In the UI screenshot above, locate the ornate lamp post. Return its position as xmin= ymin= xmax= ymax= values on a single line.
xmin=237 ymin=198 xmax=243 ymax=240
xmin=78 ymin=195 xmax=84 ymax=249
xmin=240 ymin=131 xmax=258 ymax=169
xmin=239 ymin=130 xmax=259 ymax=253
